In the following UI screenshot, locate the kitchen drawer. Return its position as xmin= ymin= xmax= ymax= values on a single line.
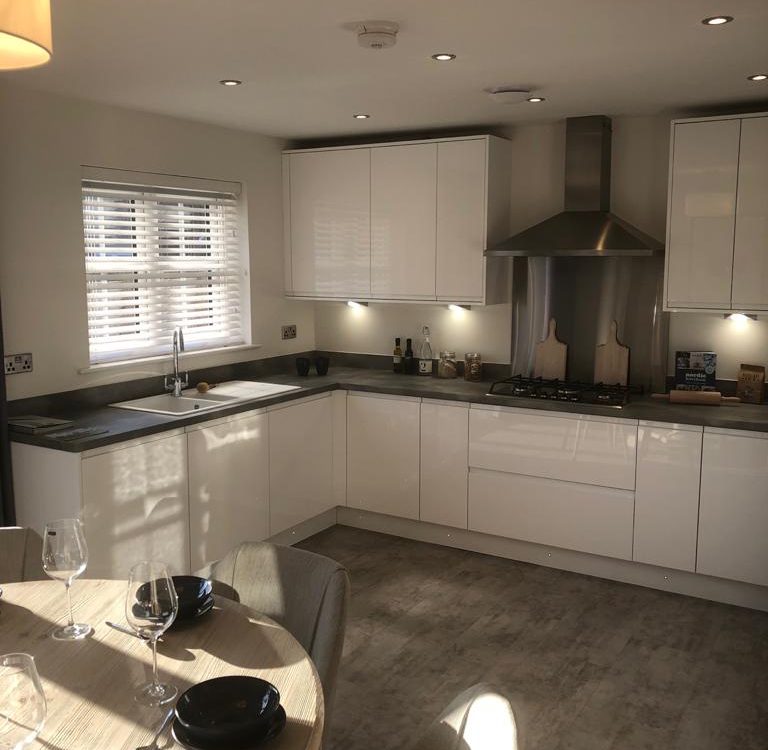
xmin=469 ymin=406 xmax=637 ymax=490
xmin=468 ymin=468 xmax=634 ymax=560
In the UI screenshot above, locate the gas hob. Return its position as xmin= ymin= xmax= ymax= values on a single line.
xmin=487 ymin=376 xmax=640 ymax=408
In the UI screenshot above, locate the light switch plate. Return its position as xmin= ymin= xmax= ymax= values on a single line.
xmin=281 ymin=325 xmax=297 ymax=340
xmin=4 ymin=353 xmax=33 ymax=374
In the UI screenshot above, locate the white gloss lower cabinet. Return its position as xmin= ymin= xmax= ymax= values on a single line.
xmin=187 ymin=411 xmax=270 ymax=571
xmin=468 ymin=469 xmax=634 ymax=560
xmin=420 ymin=401 xmax=468 ymax=528
xmin=81 ymin=432 xmax=190 ymax=579
xmin=633 ymin=422 xmax=702 ymax=572
xmin=697 ymin=429 xmax=768 ymax=587
xmin=268 ymin=395 xmax=334 ymax=536
xmin=347 ymin=393 xmax=420 ymax=519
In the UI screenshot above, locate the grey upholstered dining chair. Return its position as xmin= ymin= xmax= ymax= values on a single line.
xmin=0 ymin=526 xmax=45 ymax=583
xmin=197 ymin=541 xmax=350 ymax=743
xmin=411 ymin=683 xmax=519 ymax=750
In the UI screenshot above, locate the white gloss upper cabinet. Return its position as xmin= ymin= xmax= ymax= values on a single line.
xmin=283 ymin=135 xmax=510 ymax=303
xmin=420 ymin=401 xmax=469 ymax=529
xmin=732 ymin=116 xmax=768 ymax=309
xmin=187 ymin=411 xmax=270 ymax=571
xmin=665 ymin=118 xmax=740 ymax=310
xmin=284 ymin=148 xmax=371 ymax=298
xmin=347 ymin=393 xmax=420 ymax=519
xmin=697 ymin=429 xmax=768 ymax=587
xmin=371 ymin=144 xmax=437 ymax=299
xmin=268 ymin=395 xmax=334 ymax=536
xmin=634 ymin=422 xmax=702 ymax=572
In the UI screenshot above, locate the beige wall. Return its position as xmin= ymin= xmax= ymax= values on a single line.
xmin=0 ymin=84 xmax=315 ymax=400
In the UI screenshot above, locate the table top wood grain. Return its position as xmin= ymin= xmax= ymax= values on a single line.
xmin=0 ymin=579 xmax=323 ymax=750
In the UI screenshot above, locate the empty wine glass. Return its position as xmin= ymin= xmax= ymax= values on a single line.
xmin=0 ymin=653 xmax=47 ymax=750
xmin=125 ymin=561 xmax=178 ymax=705
xmin=41 ymin=518 xmax=92 ymax=641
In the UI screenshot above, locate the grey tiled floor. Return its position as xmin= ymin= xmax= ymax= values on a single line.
xmin=298 ymin=525 xmax=768 ymax=750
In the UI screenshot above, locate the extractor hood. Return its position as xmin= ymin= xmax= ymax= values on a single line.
xmin=486 ymin=115 xmax=664 ymax=257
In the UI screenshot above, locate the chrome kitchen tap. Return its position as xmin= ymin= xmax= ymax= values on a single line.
xmin=164 ymin=327 xmax=189 ymax=397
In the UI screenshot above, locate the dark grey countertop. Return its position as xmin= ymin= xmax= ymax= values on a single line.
xmin=10 ymin=367 xmax=768 ymax=453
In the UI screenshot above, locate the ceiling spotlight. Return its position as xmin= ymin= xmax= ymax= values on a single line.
xmin=748 ymin=73 xmax=768 ymax=81
xmin=527 ymin=96 xmax=546 ymax=103
xmin=353 ymin=113 xmax=370 ymax=119
xmin=701 ymin=15 xmax=733 ymax=25
xmin=219 ymin=79 xmax=242 ymax=86
xmin=431 ymin=53 xmax=456 ymax=61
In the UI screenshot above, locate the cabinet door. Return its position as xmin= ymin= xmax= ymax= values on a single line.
xmin=288 ymin=149 xmax=370 ymax=298
xmin=697 ymin=430 xmax=768 ymax=586
xmin=420 ymin=401 xmax=469 ymax=529
xmin=269 ymin=396 xmax=334 ymax=535
xmin=81 ymin=433 xmax=189 ymax=578
xmin=634 ymin=423 xmax=702 ymax=572
xmin=436 ymin=139 xmax=487 ymax=302
xmin=732 ymin=117 xmax=768 ymax=309
xmin=347 ymin=393 xmax=420 ymax=519
xmin=187 ymin=412 xmax=269 ymax=571
xmin=371 ymin=144 xmax=437 ymax=299
xmin=666 ymin=119 xmax=740 ymax=309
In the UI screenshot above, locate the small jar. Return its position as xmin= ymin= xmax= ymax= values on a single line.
xmin=464 ymin=352 xmax=482 ymax=382
xmin=437 ymin=351 xmax=457 ymax=379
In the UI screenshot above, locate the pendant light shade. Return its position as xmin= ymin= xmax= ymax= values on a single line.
xmin=0 ymin=0 xmax=52 ymax=70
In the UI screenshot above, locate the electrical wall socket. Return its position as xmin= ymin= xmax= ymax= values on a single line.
xmin=4 ymin=353 xmax=33 ymax=375
xmin=281 ymin=324 xmax=297 ymax=340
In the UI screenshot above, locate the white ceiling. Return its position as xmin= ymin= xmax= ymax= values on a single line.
xmin=5 ymin=0 xmax=768 ymax=139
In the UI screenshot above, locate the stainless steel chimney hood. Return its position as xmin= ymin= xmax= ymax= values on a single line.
xmin=486 ymin=116 xmax=664 ymax=257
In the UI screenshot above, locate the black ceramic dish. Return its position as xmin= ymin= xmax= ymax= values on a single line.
xmin=172 ymin=576 xmax=213 ymax=619
xmin=171 ymin=705 xmax=286 ymax=750
xmin=175 ymin=676 xmax=281 ymax=747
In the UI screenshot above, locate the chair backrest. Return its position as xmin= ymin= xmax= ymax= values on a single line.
xmin=199 ymin=541 xmax=350 ymax=728
xmin=411 ymin=683 xmax=518 ymax=750
xmin=0 ymin=527 xmax=45 ymax=583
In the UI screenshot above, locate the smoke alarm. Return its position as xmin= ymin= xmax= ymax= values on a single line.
xmin=357 ymin=20 xmax=399 ymax=49
xmin=486 ymin=86 xmax=531 ymax=105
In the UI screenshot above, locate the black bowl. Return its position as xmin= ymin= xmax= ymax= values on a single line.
xmin=171 ymin=705 xmax=286 ymax=750
xmin=172 ymin=576 xmax=213 ymax=619
xmin=175 ymin=676 xmax=281 ymax=746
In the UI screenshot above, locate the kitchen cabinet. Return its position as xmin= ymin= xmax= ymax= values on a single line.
xmin=697 ymin=428 xmax=768 ymax=587
xmin=371 ymin=143 xmax=437 ymax=299
xmin=347 ymin=392 xmax=420 ymax=519
xmin=665 ymin=112 xmax=768 ymax=312
xmin=732 ymin=116 xmax=768 ymax=309
xmin=187 ymin=410 xmax=269 ymax=571
xmin=633 ymin=422 xmax=702 ymax=572
xmin=268 ymin=394 xmax=334 ymax=535
xmin=468 ymin=405 xmax=637 ymax=490
xmin=468 ymin=469 xmax=634 ymax=560
xmin=420 ymin=400 xmax=469 ymax=529
xmin=284 ymin=148 xmax=371 ymax=298
xmin=81 ymin=432 xmax=190 ymax=579
xmin=283 ymin=135 xmax=511 ymax=304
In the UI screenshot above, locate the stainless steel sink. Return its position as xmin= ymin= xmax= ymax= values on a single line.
xmin=110 ymin=380 xmax=300 ymax=416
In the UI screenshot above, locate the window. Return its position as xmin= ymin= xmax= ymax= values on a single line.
xmin=81 ymin=169 xmax=247 ymax=365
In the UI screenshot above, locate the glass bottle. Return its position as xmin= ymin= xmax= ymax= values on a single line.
xmin=404 ymin=338 xmax=414 ymax=375
xmin=393 ymin=337 xmax=403 ymax=374
xmin=418 ymin=326 xmax=433 ymax=376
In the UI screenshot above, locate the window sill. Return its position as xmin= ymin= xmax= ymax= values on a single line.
xmin=77 ymin=343 xmax=262 ymax=374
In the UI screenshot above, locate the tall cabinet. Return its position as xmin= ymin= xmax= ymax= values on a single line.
xmin=664 ymin=112 xmax=768 ymax=312
xmin=283 ymin=135 xmax=511 ymax=304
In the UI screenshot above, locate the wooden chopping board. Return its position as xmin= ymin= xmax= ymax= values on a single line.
xmin=534 ymin=319 xmax=567 ymax=380
xmin=594 ymin=320 xmax=630 ymax=385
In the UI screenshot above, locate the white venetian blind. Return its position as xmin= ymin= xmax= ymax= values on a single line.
xmin=82 ymin=177 xmax=245 ymax=364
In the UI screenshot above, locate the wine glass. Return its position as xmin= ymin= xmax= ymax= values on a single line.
xmin=41 ymin=519 xmax=92 ymax=641
xmin=125 ymin=561 xmax=178 ymax=705
xmin=0 ymin=653 xmax=47 ymax=750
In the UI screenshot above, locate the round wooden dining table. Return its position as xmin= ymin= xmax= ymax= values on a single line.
xmin=0 ymin=579 xmax=323 ymax=750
